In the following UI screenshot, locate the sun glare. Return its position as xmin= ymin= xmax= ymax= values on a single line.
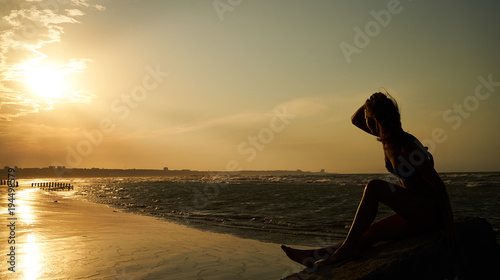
xmin=25 ymin=66 xmax=67 ymax=99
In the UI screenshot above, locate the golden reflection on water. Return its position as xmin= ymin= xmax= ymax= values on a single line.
xmin=17 ymin=205 xmax=34 ymax=226
xmin=22 ymin=233 xmax=43 ymax=280
xmin=17 ymin=188 xmax=43 ymax=280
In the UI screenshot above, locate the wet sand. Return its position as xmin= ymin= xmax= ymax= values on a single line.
xmin=1 ymin=182 xmax=302 ymax=280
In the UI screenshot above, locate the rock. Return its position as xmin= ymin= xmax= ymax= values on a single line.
xmin=282 ymin=217 xmax=500 ymax=280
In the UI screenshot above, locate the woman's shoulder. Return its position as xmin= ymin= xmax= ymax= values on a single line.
xmin=400 ymin=132 xmax=435 ymax=168
xmin=401 ymin=132 xmax=427 ymax=153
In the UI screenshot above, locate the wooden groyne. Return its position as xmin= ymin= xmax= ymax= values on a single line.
xmin=31 ymin=182 xmax=74 ymax=191
xmin=0 ymin=180 xmax=18 ymax=187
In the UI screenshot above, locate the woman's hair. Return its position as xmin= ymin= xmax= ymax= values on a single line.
xmin=364 ymin=92 xmax=404 ymax=143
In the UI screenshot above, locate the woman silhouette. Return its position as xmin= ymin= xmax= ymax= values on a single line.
xmin=282 ymin=92 xmax=456 ymax=267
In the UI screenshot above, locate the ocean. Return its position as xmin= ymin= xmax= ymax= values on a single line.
xmin=32 ymin=172 xmax=500 ymax=247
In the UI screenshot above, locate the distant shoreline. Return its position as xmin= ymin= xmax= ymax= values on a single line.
xmin=5 ymin=166 xmax=330 ymax=178
xmin=3 ymin=166 xmax=498 ymax=179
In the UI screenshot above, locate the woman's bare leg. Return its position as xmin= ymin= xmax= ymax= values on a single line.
xmin=358 ymin=213 xmax=429 ymax=249
xmin=283 ymin=213 xmax=438 ymax=267
xmin=321 ymin=179 xmax=439 ymax=265
xmin=282 ymin=215 xmax=413 ymax=267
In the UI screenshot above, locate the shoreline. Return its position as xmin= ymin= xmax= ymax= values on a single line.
xmin=1 ymin=183 xmax=302 ymax=280
xmin=8 ymin=167 xmax=499 ymax=179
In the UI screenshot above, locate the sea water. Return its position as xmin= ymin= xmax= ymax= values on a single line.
xmin=61 ymin=172 xmax=500 ymax=246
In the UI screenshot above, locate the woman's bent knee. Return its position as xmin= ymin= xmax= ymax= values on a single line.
xmin=364 ymin=179 xmax=398 ymax=199
xmin=364 ymin=179 xmax=387 ymax=194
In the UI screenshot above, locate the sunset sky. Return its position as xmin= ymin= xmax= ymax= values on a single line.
xmin=1 ymin=0 xmax=499 ymax=173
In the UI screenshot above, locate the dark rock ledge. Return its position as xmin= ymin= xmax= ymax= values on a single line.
xmin=282 ymin=217 xmax=500 ymax=280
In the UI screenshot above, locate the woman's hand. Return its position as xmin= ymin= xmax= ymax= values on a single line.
xmin=351 ymin=104 xmax=378 ymax=136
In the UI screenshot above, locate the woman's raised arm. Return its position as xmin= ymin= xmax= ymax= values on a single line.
xmin=351 ymin=105 xmax=377 ymax=136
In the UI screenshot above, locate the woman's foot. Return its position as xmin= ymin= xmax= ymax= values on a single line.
xmin=281 ymin=244 xmax=341 ymax=268
xmin=314 ymin=244 xmax=360 ymax=267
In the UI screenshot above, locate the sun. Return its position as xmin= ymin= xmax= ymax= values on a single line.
xmin=25 ymin=66 xmax=68 ymax=99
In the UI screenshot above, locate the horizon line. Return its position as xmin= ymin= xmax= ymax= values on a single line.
xmin=3 ymin=166 xmax=499 ymax=174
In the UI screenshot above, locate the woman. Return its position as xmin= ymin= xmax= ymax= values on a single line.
xmin=282 ymin=92 xmax=456 ymax=267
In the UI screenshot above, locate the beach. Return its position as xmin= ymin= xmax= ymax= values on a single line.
xmin=3 ymin=173 xmax=499 ymax=279
xmin=1 ymin=182 xmax=302 ymax=280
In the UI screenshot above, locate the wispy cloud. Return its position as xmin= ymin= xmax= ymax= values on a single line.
xmin=0 ymin=0 xmax=104 ymax=120
xmin=157 ymin=96 xmax=336 ymax=137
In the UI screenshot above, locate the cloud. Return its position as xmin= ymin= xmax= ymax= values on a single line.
xmin=0 ymin=0 xmax=104 ymax=121
xmin=0 ymin=84 xmax=41 ymax=120
xmin=153 ymin=97 xmax=332 ymax=139
xmin=279 ymin=97 xmax=329 ymax=117
xmin=69 ymin=0 xmax=105 ymax=11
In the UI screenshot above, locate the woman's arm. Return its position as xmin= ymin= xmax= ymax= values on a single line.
xmin=351 ymin=105 xmax=377 ymax=136
xmin=420 ymin=164 xmax=457 ymax=248
xmin=420 ymin=165 xmax=455 ymax=229
xmin=404 ymin=141 xmax=456 ymax=248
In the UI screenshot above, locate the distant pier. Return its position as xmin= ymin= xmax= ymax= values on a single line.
xmin=31 ymin=182 xmax=74 ymax=191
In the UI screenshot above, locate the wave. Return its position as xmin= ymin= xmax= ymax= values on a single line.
xmin=48 ymin=172 xmax=500 ymax=246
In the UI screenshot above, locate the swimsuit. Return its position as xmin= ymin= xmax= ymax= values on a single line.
xmin=385 ymin=149 xmax=433 ymax=179
xmin=385 ymin=135 xmax=434 ymax=182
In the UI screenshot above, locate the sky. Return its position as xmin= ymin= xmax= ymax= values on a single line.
xmin=1 ymin=0 xmax=499 ymax=173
